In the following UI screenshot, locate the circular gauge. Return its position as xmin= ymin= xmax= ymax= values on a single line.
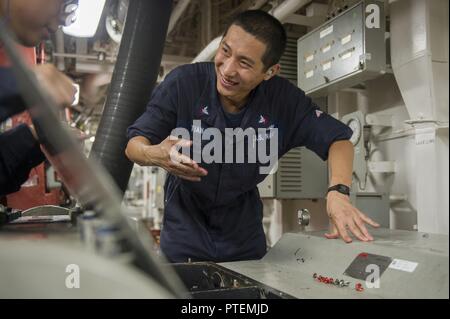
xmin=347 ymin=118 xmax=362 ymax=146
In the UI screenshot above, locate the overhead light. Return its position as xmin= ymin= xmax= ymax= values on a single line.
xmin=63 ymin=0 xmax=106 ymax=38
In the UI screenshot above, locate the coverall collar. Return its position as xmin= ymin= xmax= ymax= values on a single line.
xmin=196 ymin=72 xmax=272 ymax=135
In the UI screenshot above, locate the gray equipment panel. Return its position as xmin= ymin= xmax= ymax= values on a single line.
xmin=278 ymin=148 xmax=328 ymax=199
xmin=351 ymin=192 xmax=390 ymax=228
xmin=221 ymin=229 xmax=449 ymax=299
xmin=298 ymin=0 xmax=386 ymax=96
xmin=258 ymin=147 xmax=328 ymax=199
xmin=258 ymin=98 xmax=329 ymax=199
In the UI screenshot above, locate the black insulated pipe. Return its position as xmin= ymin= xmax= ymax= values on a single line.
xmin=90 ymin=0 xmax=173 ymax=196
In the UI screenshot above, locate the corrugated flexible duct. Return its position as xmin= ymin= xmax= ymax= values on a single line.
xmin=90 ymin=0 xmax=173 ymax=196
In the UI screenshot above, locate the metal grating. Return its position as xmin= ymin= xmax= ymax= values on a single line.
xmin=279 ymin=36 xmax=298 ymax=85
xmin=276 ymin=148 xmax=303 ymax=197
xmin=277 ymin=36 xmax=302 ymax=197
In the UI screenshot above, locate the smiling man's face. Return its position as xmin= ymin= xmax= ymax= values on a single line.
xmin=0 ymin=0 xmax=66 ymax=46
xmin=214 ymin=24 xmax=271 ymax=105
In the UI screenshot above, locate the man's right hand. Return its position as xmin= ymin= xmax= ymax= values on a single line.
xmin=127 ymin=136 xmax=208 ymax=182
xmin=32 ymin=64 xmax=76 ymax=108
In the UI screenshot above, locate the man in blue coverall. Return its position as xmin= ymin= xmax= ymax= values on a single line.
xmin=126 ymin=10 xmax=380 ymax=263
xmin=0 ymin=0 xmax=77 ymax=196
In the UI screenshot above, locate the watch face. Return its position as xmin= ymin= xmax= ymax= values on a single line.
xmin=347 ymin=118 xmax=362 ymax=146
xmin=338 ymin=185 xmax=349 ymax=194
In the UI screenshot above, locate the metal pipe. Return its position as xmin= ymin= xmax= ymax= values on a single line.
xmin=192 ymin=35 xmax=222 ymax=63
xmin=52 ymin=52 xmax=116 ymax=62
xmin=167 ymin=0 xmax=192 ymax=35
xmin=90 ymin=0 xmax=173 ymax=196
xmin=270 ymin=0 xmax=311 ymax=22
xmin=200 ymin=0 xmax=212 ymax=47
xmin=55 ymin=30 xmax=65 ymax=71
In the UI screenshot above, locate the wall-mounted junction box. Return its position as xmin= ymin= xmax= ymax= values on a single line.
xmin=298 ymin=0 xmax=386 ymax=97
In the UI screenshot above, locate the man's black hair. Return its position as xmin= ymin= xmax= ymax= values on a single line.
xmin=223 ymin=10 xmax=287 ymax=70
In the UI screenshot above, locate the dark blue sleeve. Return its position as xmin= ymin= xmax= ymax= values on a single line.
xmin=0 ymin=67 xmax=26 ymax=122
xmin=282 ymin=84 xmax=353 ymax=161
xmin=0 ymin=124 xmax=46 ymax=196
xmin=127 ymin=70 xmax=179 ymax=145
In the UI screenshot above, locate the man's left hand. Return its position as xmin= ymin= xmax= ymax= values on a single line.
xmin=325 ymin=191 xmax=380 ymax=243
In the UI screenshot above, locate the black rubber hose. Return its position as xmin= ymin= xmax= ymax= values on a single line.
xmin=90 ymin=0 xmax=173 ymax=196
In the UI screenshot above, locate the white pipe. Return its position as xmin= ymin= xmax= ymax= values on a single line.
xmin=55 ymin=30 xmax=65 ymax=71
xmin=191 ymin=0 xmax=312 ymax=63
xmin=192 ymin=36 xmax=222 ymax=63
xmin=167 ymin=0 xmax=192 ymax=35
xmin=270 ymin=0 xmax=311 ymax=22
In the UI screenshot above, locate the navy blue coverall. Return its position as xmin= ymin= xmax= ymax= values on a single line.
xmin=128 ymin=62 xmax=352 ymax=263
xmin=0 ymin=67 xmax=45 ymax=196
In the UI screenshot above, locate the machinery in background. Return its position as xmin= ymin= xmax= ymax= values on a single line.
xmin=389 ymin=0 xmax=449 ymax=234
xmin=125 ymin=166 xmax=166 ymax=245
xmin=5 ymin=113 xmax=66 ymax=210
xmin=258 ymin=145 xmax=328 ymax=199
xmin=260 ymin=0 xmax=389 ymax=200
xmin=341 ymin=110 xmax=394 ymax=228
xmin=170 ymin=262 xmax=293 ymax=299
xmin=261 ymin=0 xmax=392 ymax=229
xmin=297 ymin=0 xmax=387 ymax=97
xmin=0 ymin=46 xmax=65 ymax=210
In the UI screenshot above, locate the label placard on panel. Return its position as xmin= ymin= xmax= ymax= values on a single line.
xmin=341 ymin=34 xmax=352 ymax=45
xmin=322 ymin=61 xmax=332 ymax=71
xmin=320 ymin=25 xmax=333 ymax=38
xmin=305 ymin=70 xmax=314 ymax=78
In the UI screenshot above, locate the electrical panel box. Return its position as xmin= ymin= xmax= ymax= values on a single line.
xmin=297 ymin=0 xmax=386 ymax=96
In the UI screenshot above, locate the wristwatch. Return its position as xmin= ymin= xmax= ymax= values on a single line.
xmin=327 ymin=184 xmax=350 ymax=196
